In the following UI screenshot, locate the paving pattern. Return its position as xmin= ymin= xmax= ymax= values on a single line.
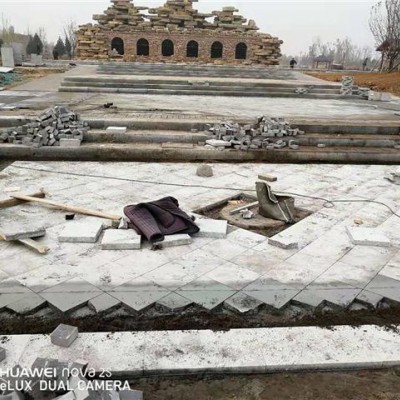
xmin=1 ymin=161 xmax=400 ymax=317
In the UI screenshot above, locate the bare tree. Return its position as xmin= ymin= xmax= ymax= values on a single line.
xmin=0 ymin=14 xmax=17 ymax=45
xmin=369 ymin=0 xmax=400 ymax=71
xmin=63 ymin=20 xmax=78 ymax=59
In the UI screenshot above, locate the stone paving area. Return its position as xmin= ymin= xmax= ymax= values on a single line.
xmin=1 ymin=161 xmax=400 ymax=317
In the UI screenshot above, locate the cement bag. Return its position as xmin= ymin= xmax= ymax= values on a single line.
xmin=256 ymin=181 xmax=295 ymax=223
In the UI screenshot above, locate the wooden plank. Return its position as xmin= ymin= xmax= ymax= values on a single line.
xmin=18 ymin=238 xmax=49 ymax=254
xmin=0 ymin=191 xmax=46 ymax=209
xmin=229 ymin=201 xmax=259 ymax=215
xmin=10 ymin=194 xmax=120 ymax=221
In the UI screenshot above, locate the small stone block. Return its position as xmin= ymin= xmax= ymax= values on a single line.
xmin=106 ymin=126 xmax=127 ymax=134
xmin=258 ymin=174 xmax=277 ymax=182
xmin=0 ymin=347 xmax=5 ymax=362
xmin=59 ymin=139 xmax=81 ymax=147
xmin=59 ymin=221 xmax=104 ymax=243
xmin=268 ymin=236 xmax=299 ymax=250
xmin=194 ymin=219 xmax=228 ymax=239
xmin=101 ymin=229 xmax=141 ymax=250
xmin=346 ymin=227 xmax=391 ymax=247
xmin=50 ymin=324 xmax=79 ymax=348
xmin=205 ymin=139 xmax=231 ymax=147
xmin=196 ymin=164 xmax=214 ymax=177
xmin=158 ymin=234 xmax=193 ymax=248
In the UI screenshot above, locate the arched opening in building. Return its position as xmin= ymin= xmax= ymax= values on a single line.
xmin=235 ymin=42 xmax=247 ymax=59
xmin=186 ymin=40 xmax=199 ymax=58
xmin=111 ymin=37 xmax=124 ymax=55
xmin=162 ymin=39 xmax=174 ymax=57
xmin=137 ymin=38 xmax=149 ymax=56
xmin=211 ymin=41 xmax=223 ymax=59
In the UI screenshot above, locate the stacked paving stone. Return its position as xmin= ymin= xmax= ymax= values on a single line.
xmin=93 ymin=0 xmax=148 ymax=29
xmin=75 ymin=0 xmax=283 ymax=65
xmin=212 ymin=6 xmax=258 ymax=32
xmin=340 ymin=76 xmax=354 ymax=95
xmin=148 ymin=0 xmax=214 ymax=30
xmin=206 ymin=116 xmax=304 ymax=150
xmin=0 ymin=106 xmax=88 ymax=147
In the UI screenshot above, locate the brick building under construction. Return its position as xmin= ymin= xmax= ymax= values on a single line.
xmin=76 ymin=0 xmax=283 ymax=65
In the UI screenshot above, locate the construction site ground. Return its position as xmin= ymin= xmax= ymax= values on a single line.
xmin=1 ymin=66 xmax=400 ymax=399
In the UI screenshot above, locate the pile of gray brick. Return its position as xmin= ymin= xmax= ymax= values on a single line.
xmin=205 ymin=116 xmax=304 ymax=151
xmin=0 ymin=106 xmax=88 ymax=148
xmin=340 ymin=76 xmax=354 ymax=96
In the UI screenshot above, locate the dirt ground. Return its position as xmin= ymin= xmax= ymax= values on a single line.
xmin=131 ymin=369 xmax=400 ymax=400
xmin=306 ymin=72 xmax=400 ymax=97
xmin=0 ymin=67 xmax=66 ymax=88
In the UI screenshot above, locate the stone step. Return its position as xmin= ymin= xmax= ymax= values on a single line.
xmin=61 ymin=81 xmax=340 ymax=94
xmin=290 ymin=133 xmax=400 ymax=148
xmin=84 ymin=129 xmax=400 ymax=148
xmin=1 ymin=142 xmax=400 ymax=164
xmin=63 ymin=76 xmax=339 ymax=90
xmin=85 ymin=129 xmax=208 ymax=144
xmin=59 ymin=86 xmax=349 ymax=99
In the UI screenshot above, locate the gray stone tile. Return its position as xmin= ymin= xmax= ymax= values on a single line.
xmin=6 ymin=293 xmax=46 ymax=315
xmin=268 ymin=236 xmax=299 ymax=250
xmin=366 ymin=274 xmax=400 ymax=290
xmin=193 ymin=219 xmax=227 ymax=239
xmin=367 ymin=288 xmax=400 ymax=304
xmin=111 ymin=291 xmax=170 ymax=312
xmin=0 ymin=293 xmax=29 ymax=310
xmin=346 ymin=227 xmax=391 ymax=247
xmin=59 ymin=221 xmax=104 ymax=243
xmin=0 ymin=279 xmax=32 ymax=294
xmin=231 ymin=249 xmax=283 ymax=274
xmin=340 ymin=246 xmax=396 ymax=269
xmin=159 ymin=234 xmax=193 ymax=248
xmin=356 ymin=290 xmax=384 ymax=308
xmin=224 ymin=292 xmax=263 ymax=313
xmin=88 ymin=293 xmax=120 ymax=313
xmin=178 ymin=276 xmax=234 ymax=291
xmin=200 ymin=239 xmax=248 ymax=261
xmin=204 ymin=263 xmax=261 ymax=290
xmin=293 ymin=287 xmax=361 ymax=308
xmin=157 ymin=293 xmax=193 ymax=311
xmin=243 ymin=289 xmax=299 ymax=310
xmin=176 ymin=249 xmax=223 ymax=276
xmin=101 ymin=229 xmax=141 ymax=250
xmin=313 ymin=261 xmax=382 ymax=288
xmin=244 ymin=278 xmax=301 ymax=291
xmin=379 ymin=265 xmax=400 ymax=282
xmin=111 ymin=276 xmax=167 ymax=292
xmin=143 ymin=262 xmax=197 ymax=290
xmin=41 ymin=278 xmax=102 ymax=293
xmin=227 ymin=229 xmax=267 ymax=249
xmin=176 ymin=290 xmax=236 ymax=310
xmin=40 ymin=292 xmax=100 ymax=313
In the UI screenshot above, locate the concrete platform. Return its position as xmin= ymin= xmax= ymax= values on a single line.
xmin=2 ymin=325 xmax=400 ymax=375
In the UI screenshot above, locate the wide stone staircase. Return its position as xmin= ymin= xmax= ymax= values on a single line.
xmin=58 ymin=63 xmax=350 ymax=99
xmin=59 ymin=75 xmax=346 ymax=99
xmin=97 ymin=63 xmax=296 ymax=79
xmin=1 ymin=116 xmax=399 ymax=163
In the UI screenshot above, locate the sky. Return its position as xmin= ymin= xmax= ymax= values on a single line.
xmin=0 ymin=0 xmax=379 ymax=55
